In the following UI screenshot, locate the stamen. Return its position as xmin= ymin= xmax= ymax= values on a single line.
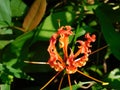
xmin=68 ymin=74 xmax=72 ymax=90
xmin=77 ymin=70 xmax=109 ymax=85
xmin=40 ymin=71 xmax=61 ymax=90
xmin=74 ymin=48 xmax=82 ymax=58
xmin=57 ymin=19 xmax=61 ymax=28
xmin=58 ymin=72 xmax=66 ymax=90
xmin=90 ymin=45 xmax=108 ymax=55
xmin=24 ymin=61 xmax=49 ymax=64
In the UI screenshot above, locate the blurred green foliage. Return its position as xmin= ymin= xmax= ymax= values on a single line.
xmin=0 ymin=0 xmax=120 ymax=90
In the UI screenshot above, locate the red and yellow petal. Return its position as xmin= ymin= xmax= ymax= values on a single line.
xmin=47 ymin=26 xmax=96 ymax=74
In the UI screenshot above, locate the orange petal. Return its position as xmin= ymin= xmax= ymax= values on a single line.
xmin=58 ymin=26 xmax=73 ymax=58
xmin=74 ymin=54 xmax=88 ymax=67
xmin=66 ymin=49 xmax=77 ymax=74
xmin=47 ymin=32 xmax=65 ymax=71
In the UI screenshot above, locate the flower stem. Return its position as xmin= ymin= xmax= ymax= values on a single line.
xmin=58 ymin=72 xmax=65 ymax=90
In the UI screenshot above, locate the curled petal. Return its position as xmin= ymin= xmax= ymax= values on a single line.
xmin=58 ymin=26 xmax=73 ymax=35
xmin=48 ymin=58 xmax=64 ymax=71
xmin=47 ymin=26 xmax=96 ymax=75
xmin=77 ymin=41 xmax=90 ymax=54
xmin=47 ymin=32 xmax=65 ymax=71
xmin=66 ymin=49 xmax=77 ymax=74
xmin=74 ymin=33 xmax=96 ymax=68
xmin=85 ymin=33 xmax=96 ymax=43
xmin=48 ymin=49 xmax=65 ymax=71
xmin=75 ymin=33 xmax=96 ymax=58
xmin=47 ymin=33 xmax=58 ymax=55
xmin=58 ymin=26 xmax=73 ymax=58
xmin=85 ymin=33 xmax=96 ymax=51
xmin=74 ymin=54 xmax=88 ymax=67
xmin=58 ymin=26 xmax=73 ymax=49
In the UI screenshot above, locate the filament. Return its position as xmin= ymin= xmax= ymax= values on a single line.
xmin=74 ymin=48 xmax=82 ymax=58
xmin=24 ymin=61 xmax=49 ymax=64
xmin=58 ymin=73 xmax=65 ymax=90
xmin=77 ymin=70 xmax=109 ymax=85
xmin=67 ymin=74 xmax=72 ymax=90
xmin=40 ymin=71 xmax=61 ymax=90
xmin=90 ymin=45 xmax=108 ymax=55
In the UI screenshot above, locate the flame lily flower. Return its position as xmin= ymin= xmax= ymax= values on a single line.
xmin=47 ymin=26 xmax=95 ymax=74
xmin=39 ymin=26 xmax=109 ymax=90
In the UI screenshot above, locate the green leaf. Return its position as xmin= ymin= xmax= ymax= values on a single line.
xmin=95 ymin=4 xmax=120 ymax=60
xmin=38 ymin=11 xmax=76 ymax=40
xmin=5 ymin=65 xmax=34 ymax=80
xmin=0 ymin=21 xmax=9 ymax=28
xmin=91 ymin=83 xmax=107 ymax=90
xmin=108 ymin=68 xmax=120 ymax=81
xmin=1 ymin=30 xmax=35 ymax=67
xmin=0 ymin=64 xmax=34 ymax=84
xmin=107 ymin=68 xmax=120 ymax=89
xmin=62 ymin=84 xmax=79 ymax=90
xmin=62 ymin=81 xmax=96 ymax=90
xmin=0 ymin=31 xmax=36 ymax=82
xmin=10 ymin=0 xmax=27 ymax=17
xmin=0 ymin=84 xmax=10 ymax=90
xmin=74 ymin=24 xmax=86 ymax=41
xmin=89 ymin=65 xmax=103 ymax=76
xmin=0 ymin=64 xmax=4 ymax=71
xmin=0 ymin=0 xmax=11 ymax=24
xmin=0 ymin=28 xmax=13 ymax=49
xmin=23 ymin=41 xmax=52 ymax=73
xmin=71 ymin=24 xmax=86 ymax=50
xmin=0 ymin=70 xmax=14 ymax=84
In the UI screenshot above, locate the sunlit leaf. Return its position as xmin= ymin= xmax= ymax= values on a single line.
xmin=10 ymin=0 xmax=27 ymax=17
xmin=0 ymin=64 xmax=4 ymax=71
xmin=108 ymin=68 xmax=120 ymax=81
xmin=107 ymin=68 xmax=120 ymax=89
xmin=71 ymin=24 xmax=86 ymax=50
xmin=0 ymin=0 xmax=11 ymax=24
xmin=0 ymin=84 xmax=10 ymax=90
xmin=37 ymin=11 xmax=76 ymax=40
xmin=74 ymin=24 xmax=86 ymax=41
xmin=23 ymin=0 xmax=47 ymax=31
